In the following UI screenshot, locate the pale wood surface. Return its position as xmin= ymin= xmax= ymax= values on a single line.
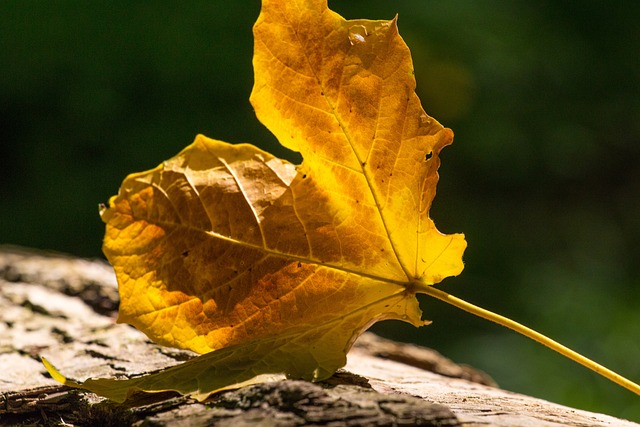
xmin=1 ymin=246 xmax=637 ymax=426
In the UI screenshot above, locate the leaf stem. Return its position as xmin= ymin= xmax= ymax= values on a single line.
xmin=418 ymin=284 xmax=640 ymax=396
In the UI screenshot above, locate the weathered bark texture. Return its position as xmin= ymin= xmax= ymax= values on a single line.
xmin=1 ymin=246 xmax=637 ymax=427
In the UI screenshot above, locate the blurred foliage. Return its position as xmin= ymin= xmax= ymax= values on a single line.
xmin=1 ymin=0 xmax=638 ymax=421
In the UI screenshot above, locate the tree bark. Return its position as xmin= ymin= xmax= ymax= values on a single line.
xmin=1 ymin=246 xmax=637 ymax=427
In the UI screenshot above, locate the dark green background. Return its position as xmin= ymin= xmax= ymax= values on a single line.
xmin=2 ymin=1 xmax=639 ymax=421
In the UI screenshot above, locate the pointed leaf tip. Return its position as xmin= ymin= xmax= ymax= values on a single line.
xmin=42 ymin=357 xmax=68 ymax=385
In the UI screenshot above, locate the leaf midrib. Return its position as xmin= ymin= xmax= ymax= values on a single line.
xmin=136 ymin=212 xmax=407 ymax=288
xmin=282 ymin=10 xmax=413 ymax=282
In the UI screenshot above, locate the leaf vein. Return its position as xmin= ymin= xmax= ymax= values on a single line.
xmin=218 ymin=157 xmax=267 ymax=250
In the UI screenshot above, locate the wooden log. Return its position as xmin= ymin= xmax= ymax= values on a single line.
xmin=0 ymin=246 xmax=637 ymax=426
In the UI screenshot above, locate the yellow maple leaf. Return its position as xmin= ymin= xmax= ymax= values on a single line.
xmin=43 ymin=0 xmax=640 ymax=402
xmin=44 ymin=0 xmax=464 ymax=401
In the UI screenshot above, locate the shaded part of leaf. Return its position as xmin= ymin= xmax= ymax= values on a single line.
xmin=43 ymin=289 xmax=423 ymax=403
xmin=102 ymin=136 xmax=413 ymax=356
